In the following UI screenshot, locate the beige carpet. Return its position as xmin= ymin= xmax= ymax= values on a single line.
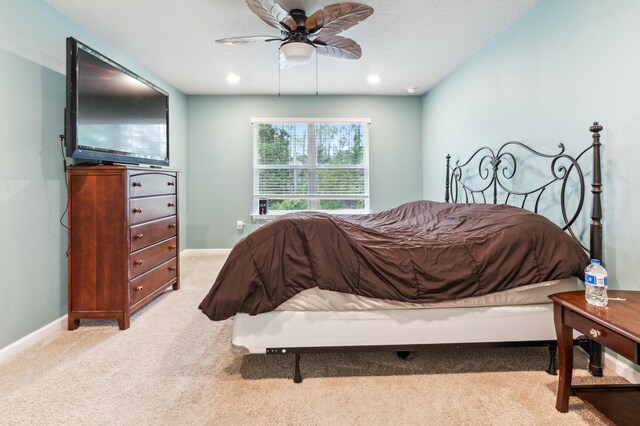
xmin=0 ymin=252 xmax=627 ymax=425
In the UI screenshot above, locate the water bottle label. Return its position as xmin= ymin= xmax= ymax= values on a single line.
xmin=585 ymin=273 xmax=607 ymax=287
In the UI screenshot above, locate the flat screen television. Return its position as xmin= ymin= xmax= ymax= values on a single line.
xmin=65 ymin=37 xmax=169 ymax=166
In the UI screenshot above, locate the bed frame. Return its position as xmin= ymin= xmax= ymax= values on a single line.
xmin=232 ymin=122 xmax=604 ymax=383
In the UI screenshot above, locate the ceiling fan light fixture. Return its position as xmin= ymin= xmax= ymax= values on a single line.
xmin=280 ymin=41 xmax=316 ymax=65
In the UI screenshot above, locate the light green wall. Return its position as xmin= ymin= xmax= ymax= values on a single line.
xmin=187 ymin=95 xmax=423 ymax=248
xmin=422 ymin=0 xmax=640 ymax=292
xmin=0 ymin=0 xmax=188 ymax=349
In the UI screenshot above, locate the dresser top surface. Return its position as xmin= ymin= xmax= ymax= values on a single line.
xmin=68 ymin=165 xmax=181 ymax=174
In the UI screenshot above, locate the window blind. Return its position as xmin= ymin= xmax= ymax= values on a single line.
xmin=253 ymin=119 xmax=370 ymax=213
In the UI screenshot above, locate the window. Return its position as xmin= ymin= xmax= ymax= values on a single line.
xmin=252 ymin=118 xmax=370 ymax=213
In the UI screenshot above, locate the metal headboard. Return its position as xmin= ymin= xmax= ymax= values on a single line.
xmin=445 ymin=122 xmax=603 ymax=260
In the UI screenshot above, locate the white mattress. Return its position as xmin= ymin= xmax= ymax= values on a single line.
xmin=276 ymin=277 xmax=579 ymax=311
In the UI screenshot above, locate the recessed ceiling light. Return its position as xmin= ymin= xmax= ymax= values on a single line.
xmin=367 ymin=74 xmax=380 ymax=84
xmin=406 ymin=87 xmax=418 ymax=94
xmin=226 ymin=73 xmax=240 ymax=84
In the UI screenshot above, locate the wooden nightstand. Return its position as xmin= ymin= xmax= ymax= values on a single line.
xmin=549 ymin=290 xmax=640 ymax=425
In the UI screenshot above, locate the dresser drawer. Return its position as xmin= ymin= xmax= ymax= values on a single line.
xmin=129 ymin=237 xmax=177 ymax=279
xmin=129 ymin=258 xmax=177 ymax=307
xmin=129 ymin=173 xmax=177 ymax=198
xmin=129 ymin=195 xmax=177 ymax=225
xmin=130 ymin=216 xmax=177 ymax=251
xmin=566 ymin=310 xmax=639 ymax=362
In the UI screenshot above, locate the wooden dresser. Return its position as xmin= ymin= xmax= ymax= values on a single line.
xmin=67 ymin=165 xmax=180 ymax=330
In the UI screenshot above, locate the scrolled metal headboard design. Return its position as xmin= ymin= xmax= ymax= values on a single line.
xmin=445 ymin=122 xmax=603 ymax=259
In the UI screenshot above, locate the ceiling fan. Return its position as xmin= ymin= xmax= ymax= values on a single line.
xmin=216 ymin=0 xmax=374 ymax=68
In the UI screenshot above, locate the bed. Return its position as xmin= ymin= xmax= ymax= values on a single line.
xmin=199 ymin=121 xmax=605 ymax=383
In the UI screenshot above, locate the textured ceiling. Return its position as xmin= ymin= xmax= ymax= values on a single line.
xmin=46 ymin=0 xmax=538 ymax=95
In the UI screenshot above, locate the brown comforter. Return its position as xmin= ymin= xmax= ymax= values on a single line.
xmin=199 ymin=201 xmax=588 ymax=321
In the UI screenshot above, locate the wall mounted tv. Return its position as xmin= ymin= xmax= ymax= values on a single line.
xmin=65 ymin=37 xmax=169 ymax=166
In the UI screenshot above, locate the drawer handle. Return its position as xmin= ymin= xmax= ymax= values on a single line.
xmin=168 ymin=223 xmax=177 ymax=229
xmin=168 ymin=266 xmax=177 ymax=271
xmin=132 ymin=208 xmax=143 ymax=213
xmin=132 ymin=182 xmax=142 ymax=187
xmin=167 ymin=181 xmax=175 ymax=186
xmin=590 ymin=328 xmax=601 ymax=338
xmin=168 ymin=202 xmax=176 ymax=207
xmin=168 ymin=245 xmax=177 ymax=250
xmin=133 ymin=260 xmax=143 ymax=266
xmin=134 ymin=233 xmax=144 ymax=239
xmin=134 ymin=286 xmax=143 ymax=291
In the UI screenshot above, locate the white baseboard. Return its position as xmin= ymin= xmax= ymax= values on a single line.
xmin=604 ymin=351 xmax=640 ymax=384
xmin=0 ymin=315 xmax=68 ymax=365
xmin=181 ymin=248 xmax=232 ymax=257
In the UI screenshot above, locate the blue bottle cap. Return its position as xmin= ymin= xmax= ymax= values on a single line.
xmin=591 ymin=259 xmax=601 ymax=264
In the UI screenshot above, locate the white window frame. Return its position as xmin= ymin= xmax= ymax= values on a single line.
xmin=251 ymin=117 xmax=371 ymax=215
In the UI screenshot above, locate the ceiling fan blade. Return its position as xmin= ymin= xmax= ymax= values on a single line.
xmin=305 ymin=2 xmax=374 ymax=36
xmin=246 ymin=0 xmax=297 ymax=32
xmin=215 ymin=35 xmax=282 ymax=45
xmin=314 ymin=35 xmax=362 ymax=59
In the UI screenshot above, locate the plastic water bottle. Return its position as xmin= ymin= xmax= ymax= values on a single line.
xmin=585 ymin=259 xmax=608 ymax=306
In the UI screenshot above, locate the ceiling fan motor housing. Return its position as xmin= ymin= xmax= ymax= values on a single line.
xmin=288 ymin=9 xmax=308 ymax=30
xmin=281 ymin=7 xmax=314 ymax=57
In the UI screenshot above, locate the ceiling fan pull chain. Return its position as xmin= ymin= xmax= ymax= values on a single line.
xmin=316 ymin=49 xmax=319 ymax=96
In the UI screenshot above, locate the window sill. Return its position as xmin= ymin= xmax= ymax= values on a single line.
xmin=250 ymin=213 xmax=280 ymax=221
xmin=251 ymin=210 xmax=370 ymax=221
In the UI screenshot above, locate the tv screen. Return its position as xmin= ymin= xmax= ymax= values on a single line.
xmin=65 ymin=37 xmax=169 ymax=166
